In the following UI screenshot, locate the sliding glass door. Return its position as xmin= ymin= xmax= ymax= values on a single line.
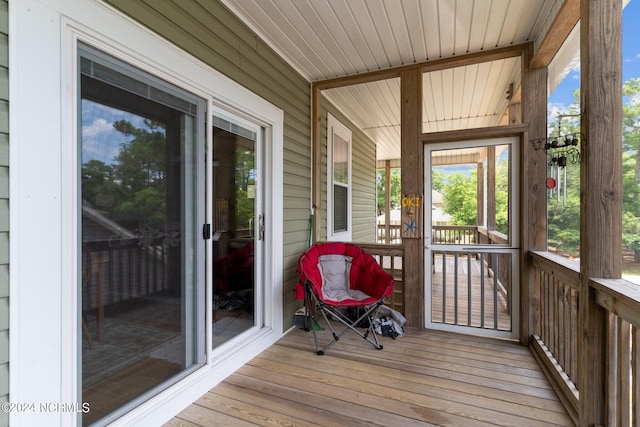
xmin=211 ymin=115 xmax=263 ymax=348
xmin=78 ymin=44 xmax=205 ymax=426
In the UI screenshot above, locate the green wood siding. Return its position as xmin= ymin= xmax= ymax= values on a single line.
xmin=103 ymin=0 xmax=312 ymax=330
xmin=0 ymin=0 xmax=8 ymax=424
xmin=319 ymin=100 xmax=377 ymax=243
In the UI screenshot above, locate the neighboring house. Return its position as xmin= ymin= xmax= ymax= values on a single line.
xmin=3 ymin=0 xmax=631 ymax=426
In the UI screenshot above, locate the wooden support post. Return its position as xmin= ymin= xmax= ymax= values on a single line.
xmin=522 ymin=44 xmax=548 ymax=344
xmin=401 ymin=67 xmax=424 ymax=327
xmin=385 ymin=160 xmax=391 ymax=243
xmin=578 ymin=0 xmax=623 ymax=425
xmin=477 ymin=161 xmax=485 ymax=228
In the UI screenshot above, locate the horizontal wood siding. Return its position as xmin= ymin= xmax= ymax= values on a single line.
xmin=319 ymin=98 xmax=377 ymax=243
xmin=0 ymin=1 xmax=8 ymax=425
xmin=103 ymin=0 xmax=312 ymax=330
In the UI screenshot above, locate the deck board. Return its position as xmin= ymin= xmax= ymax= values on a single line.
xmin=167 ymin=327 xmax=572 ymax=426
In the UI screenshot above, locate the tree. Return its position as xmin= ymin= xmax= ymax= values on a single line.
xmin=376 ymin=168 xmax=401 ymax=214
xmin=622 ymin=78 xmax=640 ymax=260
xmin=432 ymin=169 xmax=445 ymax=192
xmin=441 ymin=170 xmax=477 ymax=226
xmin=112 ymin=119 xmax=166 ymax=194
xmin=82 ymin=118 xmax=168 ymax=230
xmin=495 ymin=158 xmax=510 ymax=235
xmin=546 ymin=89 xmax=582 ymax=256
xmin=546 ymin=78 xmax=640 ymax=260
xmin=235 ymin=148 xmax=256 ymax=231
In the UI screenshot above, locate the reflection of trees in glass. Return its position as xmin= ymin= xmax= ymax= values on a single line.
xmin=235 ymin=148 xmax=255 ymax=232
xmin=82 ymin=118 xmax=167 ymax=230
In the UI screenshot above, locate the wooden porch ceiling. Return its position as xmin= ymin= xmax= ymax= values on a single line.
xmin=220 ymin=0 xmax=562 ymax=161
xmin=167 ymin=327 xmax=572 ymax=426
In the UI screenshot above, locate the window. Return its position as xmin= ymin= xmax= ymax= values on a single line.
xmin=327 ymin=114 xmax=352 ymax=241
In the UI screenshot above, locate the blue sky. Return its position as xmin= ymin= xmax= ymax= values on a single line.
xmin=82 ymin=100 xmax=156 ymax=165
xmin=548 ymin=0 xmax=640 ymax=107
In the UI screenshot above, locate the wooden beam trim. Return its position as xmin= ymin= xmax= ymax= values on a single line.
xmin=420 ymin=43 xmax=530 ymax=74
xmin=530 ymin=0 xmax=580 ymax=69
xmin=419 ymin=124 xmax=528 ymax=144
xmin=313 ymin=43 xmax=530 ymax=91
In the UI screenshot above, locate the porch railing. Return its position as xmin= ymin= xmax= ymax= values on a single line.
xmin=376 ymin=224 xmax=402 ymax=244
xmin=357 ymin=242 xmax=405 ymax=315
xmin=432 ymin=225 xmax=478 ymax=244
xmin=530 ymin=250 xmax=640 ymax=426
xmin=83 ymin=237 xmax=170 ymax=312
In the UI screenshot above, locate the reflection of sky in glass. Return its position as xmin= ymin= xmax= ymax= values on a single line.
xmin=81 ymin=100 xmax=154 ymax=165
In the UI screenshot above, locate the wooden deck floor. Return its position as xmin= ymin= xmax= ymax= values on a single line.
xmin=166 ymin=327 xmax=572 ymax=426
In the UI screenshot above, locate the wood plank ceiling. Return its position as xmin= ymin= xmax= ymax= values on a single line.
xmin=221 ymin=0 xmax=559 ymax=160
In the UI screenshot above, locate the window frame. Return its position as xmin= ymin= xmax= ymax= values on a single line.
xmin=326 ymin=113 xmax=352 ymax=242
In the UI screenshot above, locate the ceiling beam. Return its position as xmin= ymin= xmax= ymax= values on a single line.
xmin=530 ymin=0 xmax=580 ymax=68
xmin=313 ymin=43 xmax=530 ymax=91
xmin=419 ymin=123 xmax=528 ymax=144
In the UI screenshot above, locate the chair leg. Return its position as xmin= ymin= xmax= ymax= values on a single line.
xmin=304 ymin=289 xmax=386 ymax=354
xmin=304 ymin=285 xmax=323 ymax=354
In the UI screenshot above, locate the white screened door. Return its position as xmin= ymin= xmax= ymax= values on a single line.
xmin=425 ymin=137 xmax=520 ymax=340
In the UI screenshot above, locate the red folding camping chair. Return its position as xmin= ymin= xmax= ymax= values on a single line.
xmin=295 ymin=242 xmax=394 ymax=355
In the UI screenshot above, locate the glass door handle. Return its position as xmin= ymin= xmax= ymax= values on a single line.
xmin=258 ymin=214 xmax=265 ymax=241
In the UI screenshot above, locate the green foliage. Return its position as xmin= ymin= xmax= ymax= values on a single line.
xmin=82 ymin=119 xmax=168 ymax=230
xmin=376 ymin=168 xmax=401 ymax=214
xmin=441 ymin=170 xmax=477 ymax=226
xmin=547 ymin=195 xmax=581 ymax=255
xmin=235 ymin=148 xmax=256 ymax=231
xmin=437 ymin=158 xmax=509 ymax=234
xmin=495 ymin=159 xmax=509 ymax=235
xmin=547 ymin=77 xmax=640 ymax=260
xmin=431 ymin=169 xmax=445 ymax=192
xmin=623 ymin=212 xmax=640 ymax=260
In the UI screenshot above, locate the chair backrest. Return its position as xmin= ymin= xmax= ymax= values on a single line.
xmin=296 ymin=242 xmax=393 ymax=301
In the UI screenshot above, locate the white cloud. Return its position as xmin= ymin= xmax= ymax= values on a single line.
xmin=81 ymin=118 xmax=124 ymax=165
xmin=82 ymin=117 xmax=113 ymax=139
